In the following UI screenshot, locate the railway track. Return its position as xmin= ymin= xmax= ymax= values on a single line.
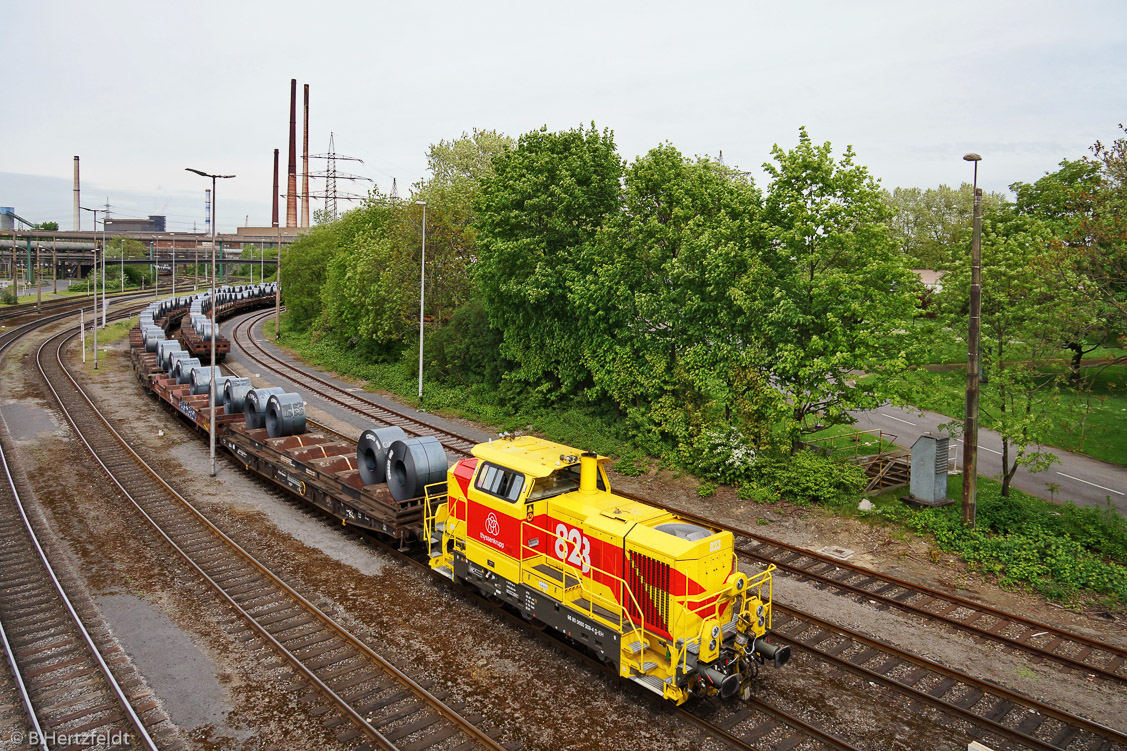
xmin=231 ymin=309 xmax=478 ymax=454
xmin=0 ymin=289 xmax=154 ymax=324
xmin=37 ymin=322 xmax=512 ymax=751
xmin=227 ymin=307 xmax=1127 ymax=689
xmin=0 ymin=310 xmax=161 ymax=751
xmin=222 ymin=307 xmax=1127 ymax=749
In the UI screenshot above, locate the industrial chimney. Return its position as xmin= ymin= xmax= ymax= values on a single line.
xmin=302 ymin=83 xmax=310 ymax=228
xmin=73 ymin=156 xmax=80 ymax=231
xmin=287 ymin=78 xmax=298 ymax=227
xmin=272 ymin=149 xmax=280 ymax=228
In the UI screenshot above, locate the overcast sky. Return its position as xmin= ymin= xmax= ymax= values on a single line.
xmin=3 ymin=0 xmax=1124 ymax=233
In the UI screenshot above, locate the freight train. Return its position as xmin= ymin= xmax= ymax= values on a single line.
xmin=129 ymin=288 xmax=789 ymax=705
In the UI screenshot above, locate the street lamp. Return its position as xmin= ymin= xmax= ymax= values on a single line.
xmin=79 ymin=206 xmax=101 ymax=369
xmin=415 ymin=200 xmax=426 ymax=405
xmin=186 ymin=167 xmax=236 ymax=478
xmin=961 ymin=153 xmax=983 ymax=529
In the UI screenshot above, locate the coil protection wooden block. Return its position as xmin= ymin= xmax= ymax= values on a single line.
xmin=356 ymin=426 xmax=408 ymax=485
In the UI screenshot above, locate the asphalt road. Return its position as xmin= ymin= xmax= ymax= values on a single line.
xmin=853 ymin=404 xmax=1126 ymax=515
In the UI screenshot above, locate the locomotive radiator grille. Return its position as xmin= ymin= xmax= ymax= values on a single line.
xmin=626 ymin=552 xmax=669 ymax=634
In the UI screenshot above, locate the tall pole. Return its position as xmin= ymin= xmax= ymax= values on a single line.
xmin=171 ymin=239 xmax=177 ymax=296
xmin=416 ymin=201 xmax=426 ymax=403
xmin=101 ymin=217 xmax=106 ymax=328
xmin=210 ymin=175 xmax=218 ymax=478
xmin=52 ymin=238 xmax=57 ymax=295
xmin=35 ymin=242 xmax=41 ymax=313
xmin=961 ymin=154 xmax=983 ymax=529
xmin=120 ymin=239 xmax=124 ymax=291
xmin=185 ymin=167 xmax=235 ymax=479
xmin=194 ymin=243 xmax=199 ymax=291
xmin=81 ymin=207 xmax=100 ymax=370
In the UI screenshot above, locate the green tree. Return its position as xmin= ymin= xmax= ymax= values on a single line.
xmin=34 ymin=221 xmax=58 ymax=231
xmin=1077 ymin=125 xmax=1127 ymax=334
xmin=1012 ymin=158 xmax=1113 ymax=380
xmin=761 ymin=128 xmax=920 ymax=449
xmin=474 ymin=124 xmax=623 ymax=400
xmin=575 ymin=144 xmax=775 ymax=452
xmin=410 ymin=129 xmax=513 ymax=326
xmin=940 ymin=208 xmax=1081 ymax=496
xmin=885 ymin=184 xmax=1007 ymax=268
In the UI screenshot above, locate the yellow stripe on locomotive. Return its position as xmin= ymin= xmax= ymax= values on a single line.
xmin=424 ymin=435 xmax=789 ymax=704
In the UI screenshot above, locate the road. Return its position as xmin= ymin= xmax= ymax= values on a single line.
xmin=853 ymin=405 xmax=1126 ymax=515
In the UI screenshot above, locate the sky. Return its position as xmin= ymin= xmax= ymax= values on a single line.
xmin=2 ymin=0 xmax=1125 ymax=233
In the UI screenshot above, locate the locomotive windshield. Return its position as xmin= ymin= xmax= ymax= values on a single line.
xmin=527 ymin=463 xmax=606 ymax=501
xmin=528 ymin=465 xmax=580 ymax=501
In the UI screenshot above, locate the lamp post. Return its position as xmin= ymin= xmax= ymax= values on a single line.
xmin=101 ymin=215 xmax=106 ymax=328
xmin=415 ymin=200 xmax=426 ymax=405
xmin=80 ymin=207 xmax=100 ymax=369
xmin=186 ymin=168 xmax=236 ymax=478
xmin=961 ymin=153 xmax=983 ymax=529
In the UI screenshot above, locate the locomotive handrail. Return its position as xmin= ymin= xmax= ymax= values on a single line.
xmin=517 ymin=519 xmax=651 ymax=673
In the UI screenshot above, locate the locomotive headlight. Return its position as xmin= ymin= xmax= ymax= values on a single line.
xmin=711 ymin=625 xmax=721 ymax=639
xmin=726 ymin=572 xmax=749 ymax=593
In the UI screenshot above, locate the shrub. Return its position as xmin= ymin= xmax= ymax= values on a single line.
xmin=745 ymin=451 xmax=867 ymax=507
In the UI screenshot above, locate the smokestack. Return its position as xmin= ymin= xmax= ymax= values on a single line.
xmin=302 ymin=83 xmax=310 ymax=227
xmin=272 ymin=149 xmax=280 ymax=228
xmin=287 ymin=78 xmax=297 ymax=227
xmin=73 ymin=156 xmax=80 ymax=231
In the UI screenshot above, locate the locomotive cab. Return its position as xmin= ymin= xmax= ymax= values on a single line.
xmin=424 ymin=435 xmax=787 ymax=705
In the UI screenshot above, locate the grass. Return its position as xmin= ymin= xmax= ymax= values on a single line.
xmin=900 ymin=363 xmax=1127 ymax=467
xmin=825 ymin=474 xmax=1127 ymax=607
xmin=804 ymin=423 xmax=898 ymax=460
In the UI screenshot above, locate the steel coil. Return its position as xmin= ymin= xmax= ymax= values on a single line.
xmin=356 ymin=426 xmax=408 ymax=486
xmin=244 ymin=387 xmax=285 ymax=429
xmin=167 ymin=351 xmax=190 ymax=376
xmin=386 ymin=437 xmax=448 ymax=502
xmin=142 ymin=326 xmax=164 ymax=352
xmin=189 ymin=365 xmax=220 ymax=395
xmin=265 ymin=393 xmax=306 ymax=438
xmin=174 ymin=358 xmax=201 ymax=384
xmin=157 ymin=340 xmax=183 ymax=369
xmin=223 ymin=377 xmax=253 ymax=414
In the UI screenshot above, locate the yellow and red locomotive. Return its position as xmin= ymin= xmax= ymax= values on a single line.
xmin=425 ymin=435 xmax=789 ymax=704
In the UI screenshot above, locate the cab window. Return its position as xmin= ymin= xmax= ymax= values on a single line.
xmin=475 ymin=462 xmax=526 ymax=503
xmin=527 ymin=464 xmax=605 ymax=501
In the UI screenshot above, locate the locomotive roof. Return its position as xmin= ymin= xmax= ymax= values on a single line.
xmin=472 ymin=435 xmax=605 ymax=478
